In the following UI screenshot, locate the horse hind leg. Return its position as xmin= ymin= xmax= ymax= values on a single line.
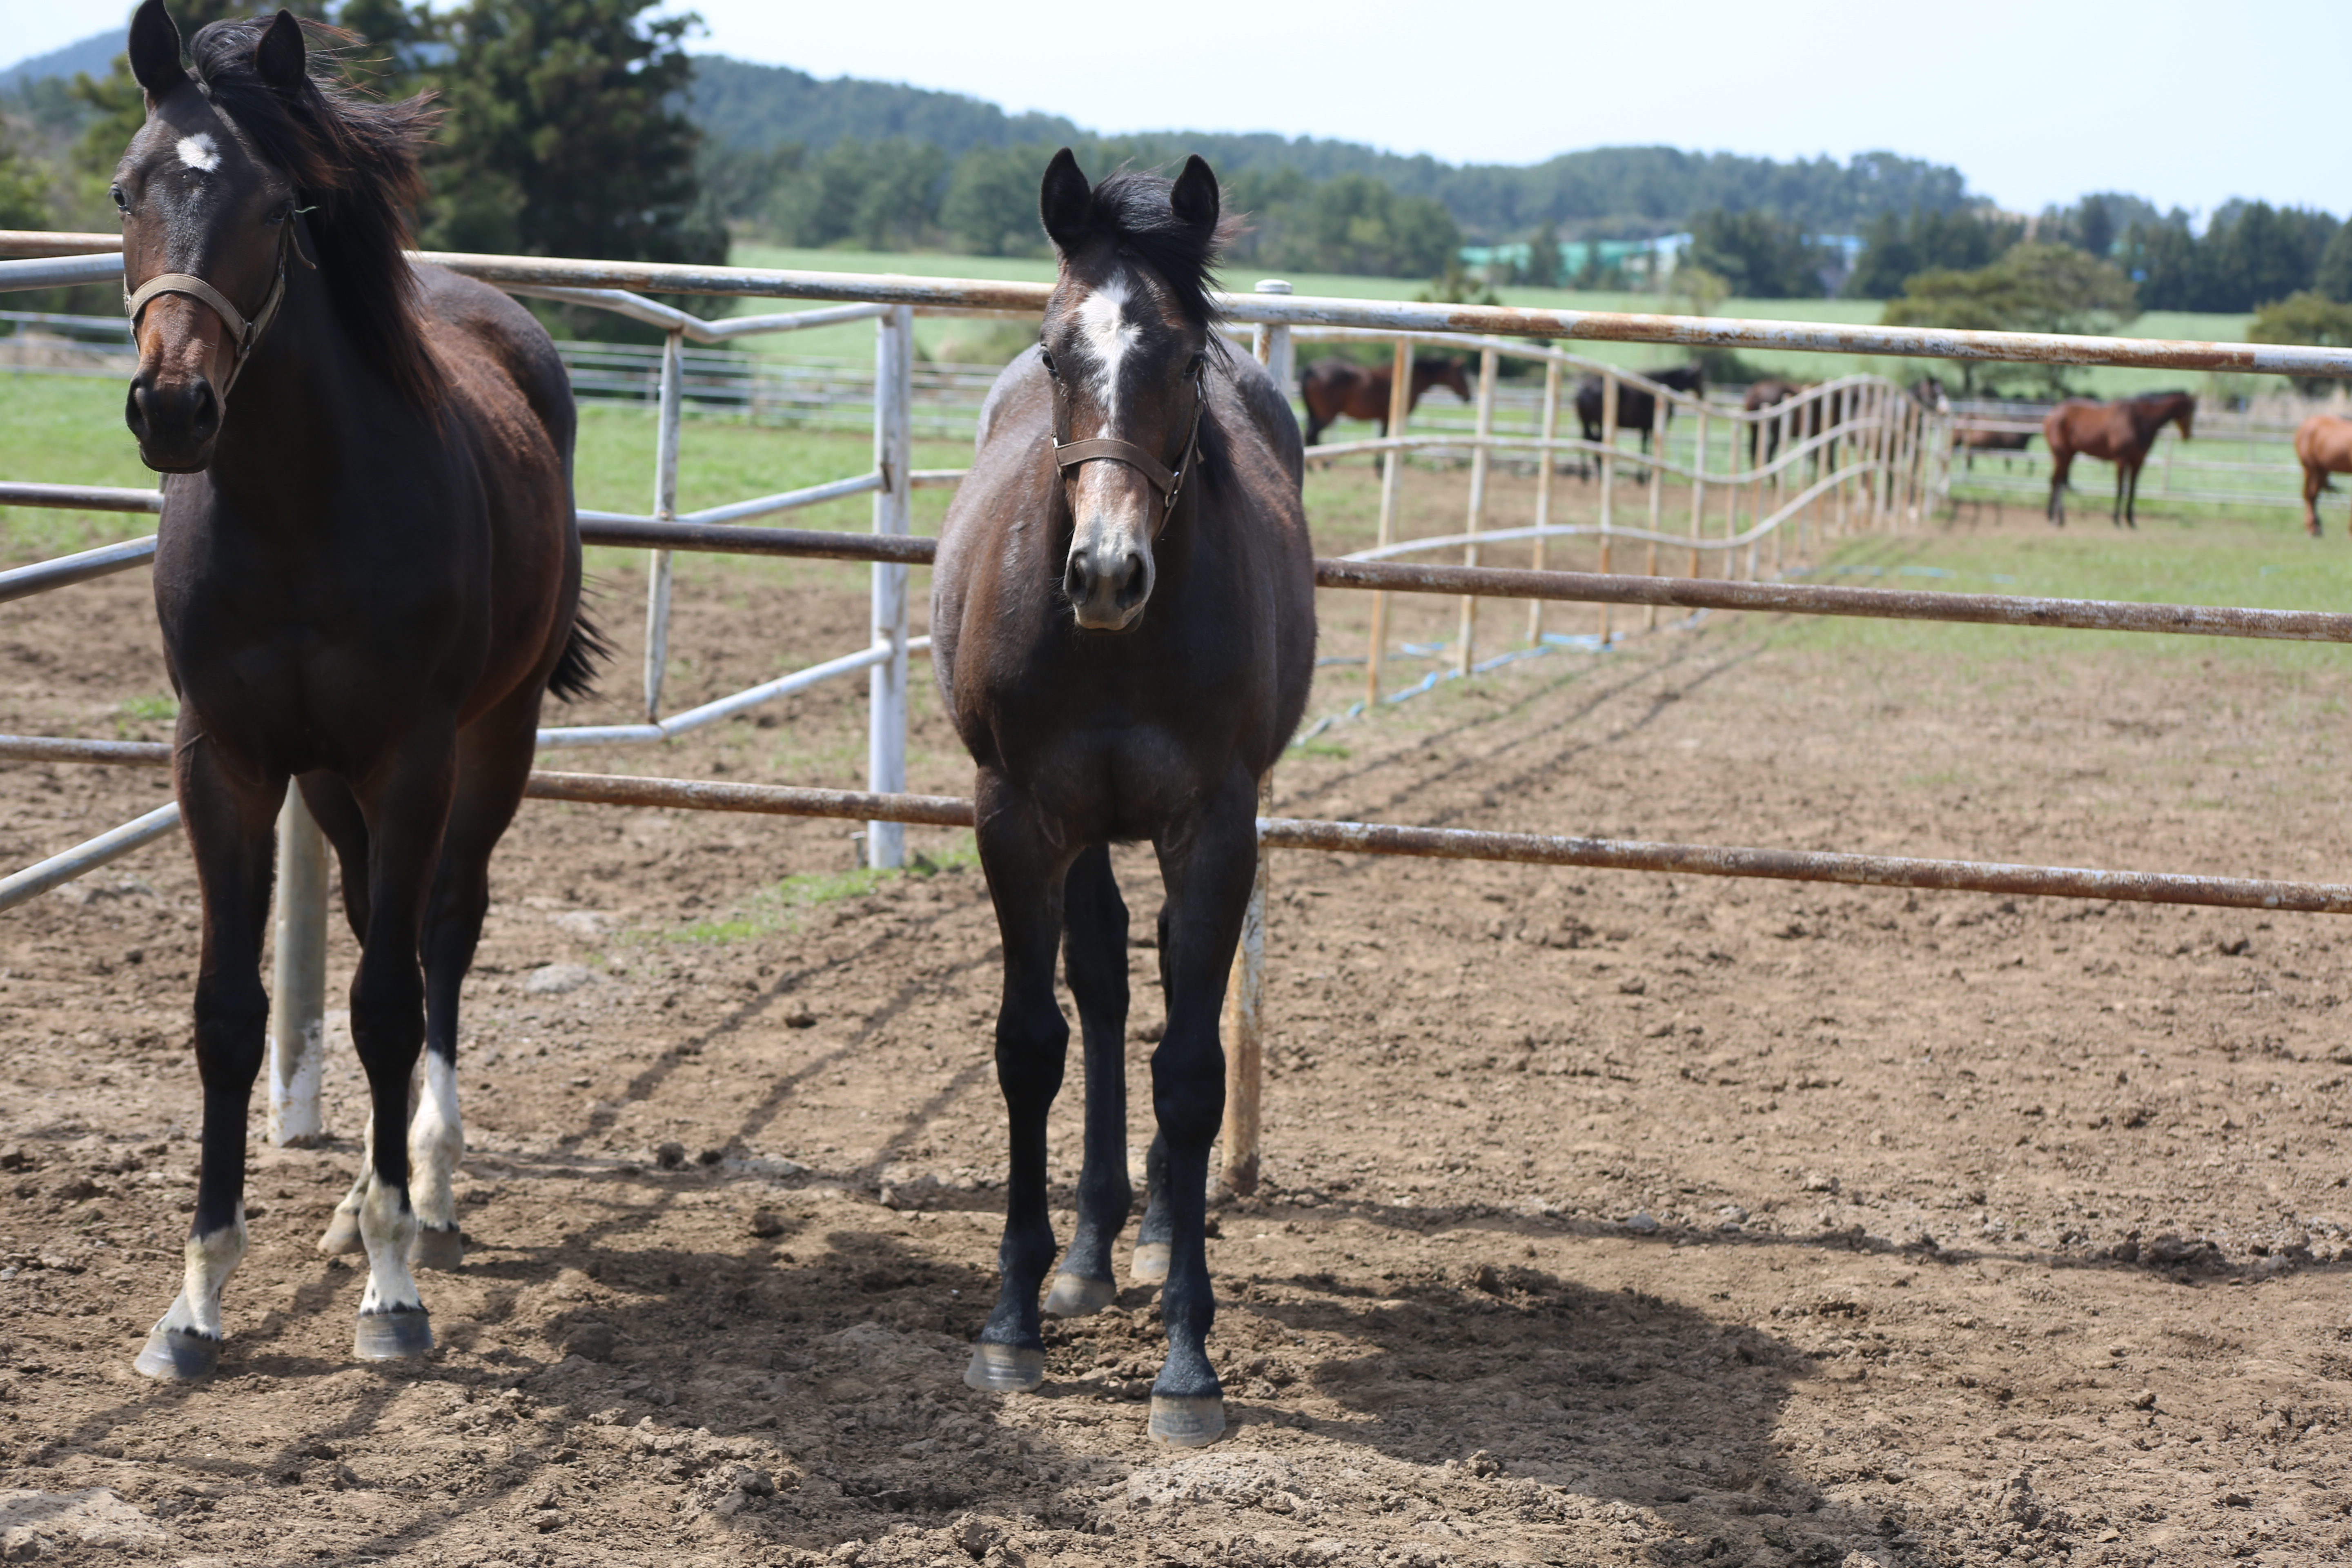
xmin=407 ymin=712 xmax=533 ymax=1271
xmin=345 ymin=744 xmax=462 ymax=1361
xmin=137 ymin=749 xmax=281 ymax=1381
xmin=299 ymin=773 xmax=374 ymax=1258
xmin=1130 ymin=905 xmax=1176 ymax=1285
xmin=1043 ymin=844 xmax=1132 ymax=1318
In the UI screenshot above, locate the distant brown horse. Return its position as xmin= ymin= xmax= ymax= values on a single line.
xmin=2296 ymin=414 xmax=2352 ymax=537
xmin=1573 ymin=364 xmax=1704 ymax=479
xmin=2042 ymin=390 xmax=2195 ymax=527
xmin=1955 ymin=421 xmax=2034 ymax=472
xmin=1298 ymin=355 xmax=1470 ymax=445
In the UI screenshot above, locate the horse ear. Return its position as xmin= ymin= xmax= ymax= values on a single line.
xmin=1039 ymin=148 xmax=1091 ymax=254
xmin=1171 ymin=155 xmax=1219 ymax=238
xmin=128 ymin=0 xmax=187 ymax=102
xmin=255 ymin=9 xmax=307 ymax=94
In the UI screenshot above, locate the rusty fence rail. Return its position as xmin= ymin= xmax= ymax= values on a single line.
xmin=8 ymin=230 xmax=2352 ymax=1184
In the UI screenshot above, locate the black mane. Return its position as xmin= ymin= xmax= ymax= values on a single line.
xmin=1078 ymin=169 xmax=1233 ymax=329
xmin=187 ymin=18 xmax=441 ymax=408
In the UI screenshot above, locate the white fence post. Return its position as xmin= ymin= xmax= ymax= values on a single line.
xmin=641 ymin=327 xmax=684 ymax=721
xmin=1527 ymin=359 xmax=1561 ymax=644
xmin=867 ymin=305 xmax=913 ymax=871
xmin=1365 ymin=339 xmax=1412 ymax=706
xmin=1251 ymin=278 xmax=1294 ymax=393
xmin=1456 ymin=345 xmax=1498 ymax=673
xmin=1219 ymin=771 xmax=1272 ymax=1197
xmin=266 ymin=782 xmax=327 ymax=1146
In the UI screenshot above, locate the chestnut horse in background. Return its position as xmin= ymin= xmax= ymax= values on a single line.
xmin=1298 ymin=354 xmax=1470 ymax=445
xmin=2295 ymin=414 xmax=2352 ymax=537
xmin=2043 ymin=390 xmax=2195 ymax=527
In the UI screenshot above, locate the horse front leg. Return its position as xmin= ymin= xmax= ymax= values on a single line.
xmin=2305 ymin=466 xmax=2325 ymax=538
xmin=2047 ymin=453 xmax=2069 ymax=527
xmin=345 ymin=741 xmax=458 ymax=1360
xmin=966 ymin=781 xmax=1074 ymax=1392
xmin=1043 ymin=844 xmax=1131 ymax=1318
xmin=1143 ymin=770 xmax=1259 ymax=1447
xmin=136 ymin=739 xmax=282 ymax=1380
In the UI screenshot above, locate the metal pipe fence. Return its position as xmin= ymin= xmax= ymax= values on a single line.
xmin=5 ymin=230 xmax=2350 ymax=1189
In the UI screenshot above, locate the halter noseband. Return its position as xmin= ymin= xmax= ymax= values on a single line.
xmin=122 ymin=207 xmax=305 ymax=402
xmin=1051 ymin=364 xmax=1208 ymax=533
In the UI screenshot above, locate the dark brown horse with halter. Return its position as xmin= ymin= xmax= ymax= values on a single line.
xmin=2042 ymin=390 xmax=2195 ymax=527
xmin=1298 ymin=354 xmax=1470 ymax=445
xmin=932 ymin=149 xmax=1314 ymax=1447
xmin=2295 ymin=414 xmax=2352 ymax=537
xmin=113 ymin=2 xmax=598 ymax=1379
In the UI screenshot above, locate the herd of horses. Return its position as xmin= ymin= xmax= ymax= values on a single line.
xmin=63 ymin=0 xmax=2352 ymax=1455
xmin=1304 ymin=353 xmax=2352 ymax=538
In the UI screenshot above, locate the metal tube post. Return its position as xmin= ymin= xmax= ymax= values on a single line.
xmin=1456 ymin=345 xmax=1497 ymax=675
xmin=1251 ymin=278 xmax=1294 ymax=391
xmin=266 ymin=782 xmax=327 ymax=1146
xmin=1219 ymin=773 xmax=1272 ymax=1196
xmin=642 ymin=328 xmax=684 ymax=721
xmin=1597 ymin=372 xmax=1618 ymax=640
xmin=1365 ymin=339 xmax=1412 ymax=706
xmin=867 ymin=305 xmax=913 ymax=870
xmin=1527 ymin=359 xmax=1561 ymax=644
xmin=1644 ymin=393 xmax=1665 ymax=627
xmin=1687 ymin=409 xmax=1708 ymax=579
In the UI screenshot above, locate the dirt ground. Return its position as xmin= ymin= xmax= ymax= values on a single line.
xmin=3 ymin=499 xmax=2352 ymax=1568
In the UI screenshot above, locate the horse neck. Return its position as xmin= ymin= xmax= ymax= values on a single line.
xmin=197 ymin=269 xmax=372 ymax=520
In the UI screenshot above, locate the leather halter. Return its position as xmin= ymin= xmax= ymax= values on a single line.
xmin=1051 ymin=365 xmax=1208 ymax=535
xmin=122 ymin=211 xmax=304 ymax=401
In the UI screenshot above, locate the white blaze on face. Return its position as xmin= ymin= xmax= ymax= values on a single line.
xmin=175 ymin=132 xmax=221 ymax=173
xmin=1067 ymin=273 xmax=1156 ymax=604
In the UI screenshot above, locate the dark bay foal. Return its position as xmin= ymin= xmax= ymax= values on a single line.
xmin=931 ymin=150 xmax=1315 ymax=1446
xmin=113 ymin=3 xmax=595 ymax=1376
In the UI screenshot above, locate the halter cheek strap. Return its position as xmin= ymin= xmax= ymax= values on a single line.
xmin=122 ymin=218 xmax=299 ymax=401
xmin=1051 ymin=368 xmax=1209 ymax=534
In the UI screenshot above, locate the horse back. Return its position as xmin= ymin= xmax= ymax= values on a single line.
xmin=408 ymin=265 xmax=581 ymax=713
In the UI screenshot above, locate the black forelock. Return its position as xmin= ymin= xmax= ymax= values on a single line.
xmin=184 ymin=17 xmax=442 ymax=410
xmin=1078 ymin=168 xmax=1232 ymax=329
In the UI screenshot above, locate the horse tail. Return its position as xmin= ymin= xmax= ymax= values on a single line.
xmin=548 ymin=609 xmax=614 ymax=703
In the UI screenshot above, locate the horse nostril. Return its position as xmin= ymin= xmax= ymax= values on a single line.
xmin=1065 ymin=552 xmax=1091 ymax=600
xmin=1115 ymin=552 xmax=1146 ymax=606
xmin=190 ymin=382 xmax=219 ymax=440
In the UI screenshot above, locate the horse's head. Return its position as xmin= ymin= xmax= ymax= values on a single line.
xmin=1425 ymin=358 xmax=1473 ymax=402
xmin=113 ymin=3 xmax=310 ymax=473
xmin=1038 ymin=149 xmax=1225 ymax=633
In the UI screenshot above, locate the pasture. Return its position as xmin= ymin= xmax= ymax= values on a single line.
xmin=5 ymin=383 xmax=2352 ymax=1567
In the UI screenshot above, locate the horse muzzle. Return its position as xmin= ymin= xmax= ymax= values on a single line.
xmin=1064 ymin=529 xmax=1154 ymax=633
xmin=127 ymin=366 xmax=221 ymax=473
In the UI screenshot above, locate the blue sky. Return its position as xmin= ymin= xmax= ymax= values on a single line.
xmin=5 ymin=0 xmax=2343 ymax=220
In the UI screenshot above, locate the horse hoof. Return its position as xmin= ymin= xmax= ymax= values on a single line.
xmin=963 ymin=1342 xmax=1045 ymax=1392
xmin=410 ymin=1224 xmax=464 ymax=1271
xmin=318 ymin=1210 xmax=364 ymax=1256
xmin=1043 ymin=1273 xmax=1116 ymax=1317
xmin=1147 ymin=1394 xmax=1226 ymax=1447
xmin=134 ymin=1327 xmax=220 ymax=1381
xmin=1130 ymin=1243 xmax=1171 ymax=1285
xmin=354 ymin=1306 xmax=434 ymax=1361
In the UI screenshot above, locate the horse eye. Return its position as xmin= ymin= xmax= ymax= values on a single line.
xmin=1187 ymin=352 xmax=1205 ymax=375
xmin=109 ymin=185 xmax=127 ymax=212
xmin=267 ymin=200 xmax=293 ymax=226
xmin=1038 ymin=349 xmax=1058 ymax=377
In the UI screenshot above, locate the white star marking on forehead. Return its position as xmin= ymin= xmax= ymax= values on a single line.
xmin=175 ymin=133 xmax=221 ymax=173
xmin=1075 ymin=274 xmax=1138 ymax=428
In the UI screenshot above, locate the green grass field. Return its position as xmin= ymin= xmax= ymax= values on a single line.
xmin=0 ymin=374 xmax=969 ymax=564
